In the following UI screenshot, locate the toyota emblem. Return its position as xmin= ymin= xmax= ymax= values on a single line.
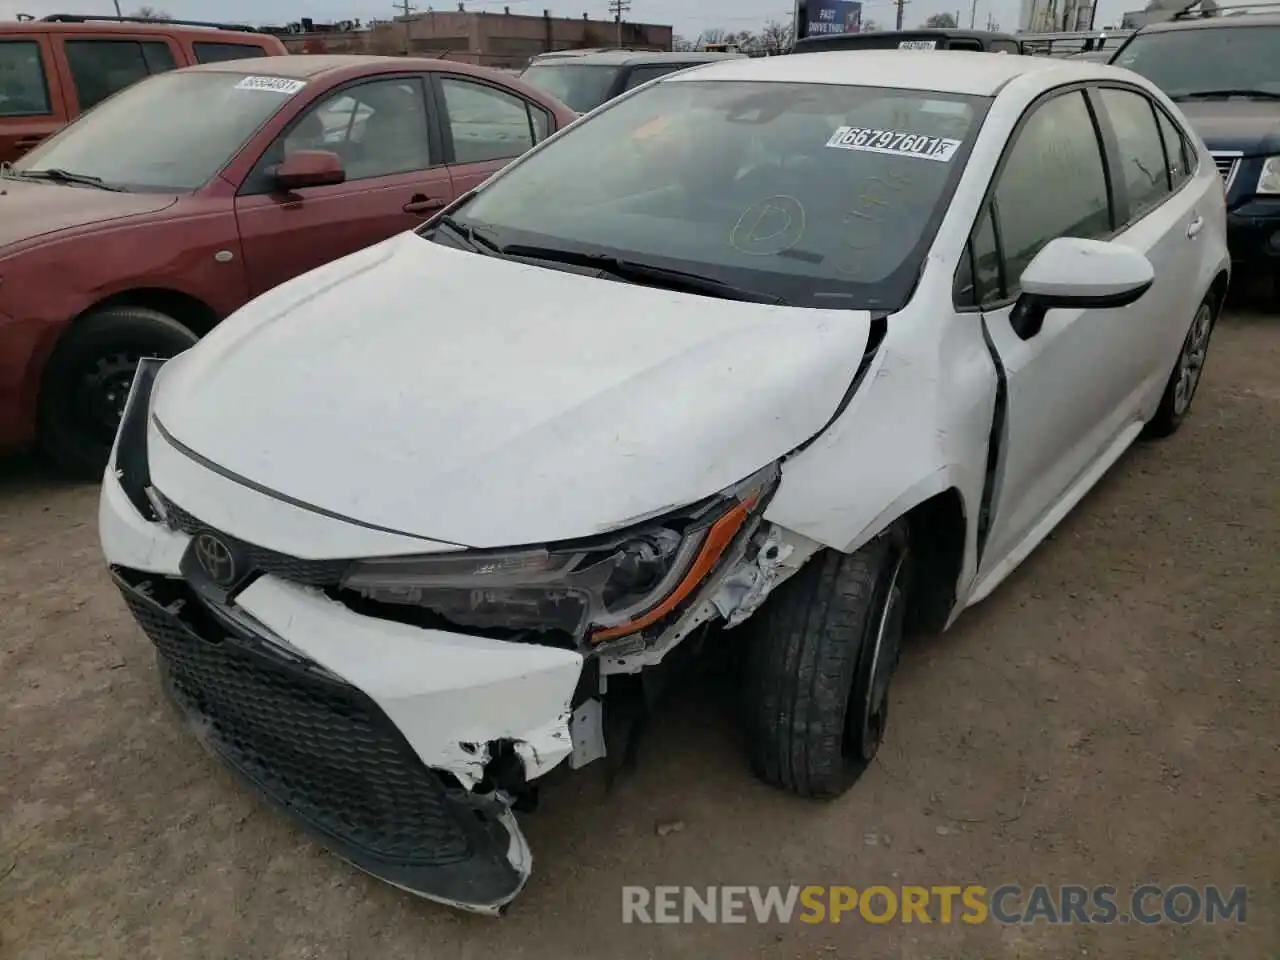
xmin=193 ymin=532 xmax=238 ymax=587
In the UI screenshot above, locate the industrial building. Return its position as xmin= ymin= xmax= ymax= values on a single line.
xmin=276 ymin=9 xmax=674 ymax=69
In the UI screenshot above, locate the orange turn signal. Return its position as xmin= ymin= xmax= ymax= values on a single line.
xmin=589 ymin=494 xmax=757 ymax=644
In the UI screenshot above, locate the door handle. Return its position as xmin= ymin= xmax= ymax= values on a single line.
xmin=404 ymin=195 xmax=446 ymax=215
xmin=1186 ymin=216 xmax=1204 ymax=239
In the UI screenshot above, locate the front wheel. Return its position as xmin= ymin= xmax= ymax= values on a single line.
xmin=742 ymin=523 xmax=911 ymax=799
xmin=38 ymin=306 xmax=197 ymax=479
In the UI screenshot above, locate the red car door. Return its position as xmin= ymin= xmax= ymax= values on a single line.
xmin=433 ymin=72 xmax=550 ymax=196
xmin=233 ymin=74 xmax=454 ymax=297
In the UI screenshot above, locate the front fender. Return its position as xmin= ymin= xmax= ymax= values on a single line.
xmin=763 ymin=313 xmax=997 ymax=609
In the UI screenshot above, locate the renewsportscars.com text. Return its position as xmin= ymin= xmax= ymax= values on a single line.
xmin=621 ymin=884 xmax=1248 ymax=925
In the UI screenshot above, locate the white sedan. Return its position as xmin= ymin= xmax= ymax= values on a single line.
xmin=99 ymin=51 xmax=1228 ymax=913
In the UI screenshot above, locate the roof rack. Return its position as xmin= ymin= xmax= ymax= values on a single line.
xmin=39 ymin=13 xmax=260 ymax=32
xmin=1018 ymin=28 xmax=1133 ymax=53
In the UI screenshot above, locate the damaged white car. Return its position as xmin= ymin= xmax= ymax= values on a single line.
xmin=100 ymin=51 xmax=1228 ymax=912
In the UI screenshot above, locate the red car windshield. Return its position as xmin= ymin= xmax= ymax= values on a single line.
xmin=13 ymin=70 xmax=306 ymax=193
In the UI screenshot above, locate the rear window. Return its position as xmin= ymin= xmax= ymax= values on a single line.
xmin=520 ymin=63 xmax=621 ymax=113
xmin=193 ymin=42 xmax=269 ymax=64
xmin=0 ymin=40 xmax=51 ymax=117
xmin=448 ymin=79 xmax=987 ymax=310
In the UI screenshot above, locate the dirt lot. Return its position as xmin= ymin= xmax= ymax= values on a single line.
xmin=1 ymin=308 xmax=1277 ymax=960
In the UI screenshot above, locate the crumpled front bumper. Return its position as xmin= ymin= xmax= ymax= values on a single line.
xmin=99 ymin=361 xmax=585 ymax=913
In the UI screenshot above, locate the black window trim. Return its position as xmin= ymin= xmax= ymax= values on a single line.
xmin=192 ymin=41 xmax=270 ymax=64
xmin=428 ymin=71 xmax=549 ymax=165
xmin=953 ymin=81 xmax=1125 ymax=313
xmin=237 ymin=72 xmax=444 ymax=197
xmin=0 ymin=37 xmax=54 ymax=118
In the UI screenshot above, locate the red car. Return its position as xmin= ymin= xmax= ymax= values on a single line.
xmin=0 ymin=54 xmax=576 ymax=476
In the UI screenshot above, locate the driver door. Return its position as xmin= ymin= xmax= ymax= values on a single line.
xmin=233 ymin=75 xmax=454 ymax=297
xmin=970 ymin=88 xmax=1156 ymax=585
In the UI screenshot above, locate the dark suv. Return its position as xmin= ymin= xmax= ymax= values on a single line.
xmin=1109 ymin=8 xmax=1280 ymax=293
xmin=518 ymin=50 xmax=745 ymax=114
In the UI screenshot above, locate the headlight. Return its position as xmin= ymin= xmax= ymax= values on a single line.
xmin=1256 ymin=156 xmax=1280 ymax=195
xmin=340 ymin=465 xmax=778 ymax=644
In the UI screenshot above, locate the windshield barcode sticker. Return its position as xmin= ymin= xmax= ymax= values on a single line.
xmin=235 ymin=76 xmax=307 ymax=95
xmin=898 ymin=39 xmax=938 ymax=49
xmin=826 ymin=126 xmax=962 ymax=162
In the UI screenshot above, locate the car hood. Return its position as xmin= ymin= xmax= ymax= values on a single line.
xmin=153 ymin=233 xmax=873 ymax=549
xmin=1175 ymin=100 xmax=1280 ymax=155
xmin=0 ymin=177 xmax=177 ymax=249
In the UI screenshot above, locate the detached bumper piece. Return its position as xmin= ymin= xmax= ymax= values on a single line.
xmin=113 ymin=567 xmax=529 ymax=912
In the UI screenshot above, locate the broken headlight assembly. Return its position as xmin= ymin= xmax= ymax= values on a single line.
xmin=340 ymin=466 xmax=778 ymax=644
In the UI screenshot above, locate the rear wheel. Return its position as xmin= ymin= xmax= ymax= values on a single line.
xmin=1142 ymin=293 xmax=1218 ymax=440
xmin=742 ymin=522 xmax=911 ymax=799
xmin=38 ymin=306 xmax=197 ymax=479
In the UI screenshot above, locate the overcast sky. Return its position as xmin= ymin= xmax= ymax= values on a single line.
xmin=0 ymin=0 xmax=1141 ymax=39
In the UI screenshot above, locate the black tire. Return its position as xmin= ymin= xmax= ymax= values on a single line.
xmin=38 ymin=306 xmax=197 ymax=479
xmin=1142 ymin=292 xmax=1218 ymax=440
xmin=742 ymin=522 xmax=912 ymax=799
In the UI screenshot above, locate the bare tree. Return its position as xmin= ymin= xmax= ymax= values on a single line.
xmin=759 ymin=18 xmax=794 ymax=53
xmin=698 ymin=26 xmax=728 ymax=46
xmin=130 ymin=6 xmax=172 ymax=18
xmin=924 ymin=11 xmax=958 ymax=26
xmin=672 ymin=34 xmax=697 ymax=51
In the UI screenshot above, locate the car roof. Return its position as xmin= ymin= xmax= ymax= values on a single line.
xmin=796 ymin=27 xmax=1020 ymax=44
xmin=1137 ymin=11 xmax=1280 ymax=30
xmin=182 ymin=54 xmax=443 ymax=79
xmin=0 ymin=19 xmax=269 ymax=40
xmin=666 ymin=49 xmax=1121 ymax=96
xmin=537 ymin=50 xmax=747 ymax=66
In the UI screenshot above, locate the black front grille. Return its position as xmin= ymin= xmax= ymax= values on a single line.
xmin=156 ymin=492 xmax=351 ymax=586
xmin=118 ymin=575 xmax=472 ymax=866
xmin=1211 ymin=152 xmax=1240 ymax=189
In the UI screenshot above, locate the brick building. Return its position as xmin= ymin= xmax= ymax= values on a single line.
xmin=280 ymin=10 xmax=674 ymax=69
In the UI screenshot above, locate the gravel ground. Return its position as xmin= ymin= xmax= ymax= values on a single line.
xmin=1 ymin=308 xmax=1277 ymax=960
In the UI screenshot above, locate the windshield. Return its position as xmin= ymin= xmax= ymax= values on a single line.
xmin=436 ymin=79 xmax=986 ymax=310
xmin=520 ymin=64 xmax=622 ymax=113
xmin=12 ymin=70 xmax=304 ymax=192
xmin=1111 ymin=27 xmax=1280 ymax=98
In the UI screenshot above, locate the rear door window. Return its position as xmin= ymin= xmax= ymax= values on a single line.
xmin=193 ymin=42 xmax=269 ymax=64
xmin=440 ymin=76 xmax=537 ymax=163
xmin=1097 ymin=87 xmax=1172 ymax=221
xmin=0 ymin=39 xmax=52 ymax=117
xmin=64 ymin=39 xmax=177 ymax=111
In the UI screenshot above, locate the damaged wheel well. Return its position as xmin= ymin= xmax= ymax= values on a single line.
xmin=902 ymin=488 xmax=966 ymax=636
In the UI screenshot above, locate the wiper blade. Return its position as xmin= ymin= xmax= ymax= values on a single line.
xmin=500 ymin=244 xmax=789 ymax=305
xmin=430 ymin=214 xmax=501 ymax=254
xmin=15 ymin=167 xmax=124 ymax=191
xmin=1172 ymin=89 xmax=1280 ymax=101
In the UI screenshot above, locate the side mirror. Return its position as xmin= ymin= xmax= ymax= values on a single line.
xmin=274 ymin=149 xmax=345 ymax=191
xmin=1012 ymin=237 xmax=1154 ymax=339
